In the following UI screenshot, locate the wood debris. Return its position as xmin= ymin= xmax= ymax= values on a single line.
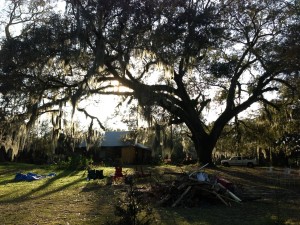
xmin=141 ymin=169 xmax=243 ymax=208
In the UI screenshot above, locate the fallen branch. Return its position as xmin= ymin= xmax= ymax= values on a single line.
xmin=172 ymin=186 xmax=192 ymax=207
xmin=212 ymin=191 xmax=230 ymax=206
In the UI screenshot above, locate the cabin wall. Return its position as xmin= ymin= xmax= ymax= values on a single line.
xmin=97 ymin=146 xmax=151 ymax=164
xmin=121 ymin=146 xmax=135 ymax=164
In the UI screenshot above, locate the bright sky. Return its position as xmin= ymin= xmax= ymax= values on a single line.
xmin=74 ymin=95 xmax=130 ymax=131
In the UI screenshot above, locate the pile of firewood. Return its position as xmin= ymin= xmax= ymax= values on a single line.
xmin=141 ymin=169 xmax=243 ymax=208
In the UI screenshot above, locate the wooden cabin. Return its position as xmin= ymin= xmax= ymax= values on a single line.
xmin=99 ymin=131 xmax=151 ymax=164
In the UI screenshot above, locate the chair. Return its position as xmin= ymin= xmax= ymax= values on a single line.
xmin=87 ymin=169 xmax=104 ymax=181
xmin=113 ymin=166 xmax=124 ymax=184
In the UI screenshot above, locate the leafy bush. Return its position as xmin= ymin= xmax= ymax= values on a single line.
xmin=55 ymin=154 xmax=93 ymax=170
xmin=68 ymin=154 xmax=93 ymax=170
xmin=105 ymin=183 xmax=154 ymax=225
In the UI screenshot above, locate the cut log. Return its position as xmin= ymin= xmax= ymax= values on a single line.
xmin=217 ymin=183 xmax=242 ymax=202
xmin=177 ymin=182 xmax=188 ymax=190
xmin=172 ymin=186 xmax=192 ymax=207
xmin=212 ymin=191 xmax=230 ymax=206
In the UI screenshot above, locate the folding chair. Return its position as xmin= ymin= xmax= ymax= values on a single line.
xmin=113 ymin=166 xmax=124 ymax=184
xmin=87 ymin=169 xmax=104 ymax=181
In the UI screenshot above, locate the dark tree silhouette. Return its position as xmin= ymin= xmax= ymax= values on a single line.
xmin=0 ymin=0 xmax=298 ymax=163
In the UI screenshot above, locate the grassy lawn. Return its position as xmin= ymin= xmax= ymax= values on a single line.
xmin=0 ymin=162 xmax=300 ymax=225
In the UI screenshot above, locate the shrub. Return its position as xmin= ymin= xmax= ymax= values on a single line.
xmin=69 ymin=154 xmax=93 ymax=170
xmin=105 ymin=183 xmax=154 ymax=225
xmin=56 ymin=154 xmax=93 ymax=170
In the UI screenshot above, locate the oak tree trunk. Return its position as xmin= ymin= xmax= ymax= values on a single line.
xmin=192 ymin=134 xmax=216 ymax=165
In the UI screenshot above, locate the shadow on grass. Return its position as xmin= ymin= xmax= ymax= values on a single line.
xmin=0 ymin=169 xmax=85 ymax=204
xmin=215 ymin=166 xmax=270 ymax=184
xmin=0 ymin=162 xmax=38 ymax=176
xmin=2 ymin=164 xmax=299 ymax=225
xmin=215 ymin=166 xmax=300 ymax=193
xmin=137 ymin=165 xmax=300 ymax=225
xmin=155 ymin=200 xmax=300 ymax=225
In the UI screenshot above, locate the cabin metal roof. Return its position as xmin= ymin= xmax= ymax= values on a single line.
xmin=78 ymin=131 xmax=151 ymax=151
xmin=100 ymin=131 xmax=133 ymax=147
xmin=101 ymin=131 xmax=151 ymax=151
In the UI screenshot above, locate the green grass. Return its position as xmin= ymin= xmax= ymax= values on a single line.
xmin=1 ymin=162 xmax=300 ymax=225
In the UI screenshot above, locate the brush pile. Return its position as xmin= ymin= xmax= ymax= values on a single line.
xmin=144 ymin=169 xmax=243 ymax=207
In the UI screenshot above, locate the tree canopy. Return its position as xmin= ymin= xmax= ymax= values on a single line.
xmin=0 ymin=0 xmax=299 ymax=163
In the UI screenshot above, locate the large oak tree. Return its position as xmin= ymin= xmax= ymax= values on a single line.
xmin=0 ymin=0 xmax=298 ymax=163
